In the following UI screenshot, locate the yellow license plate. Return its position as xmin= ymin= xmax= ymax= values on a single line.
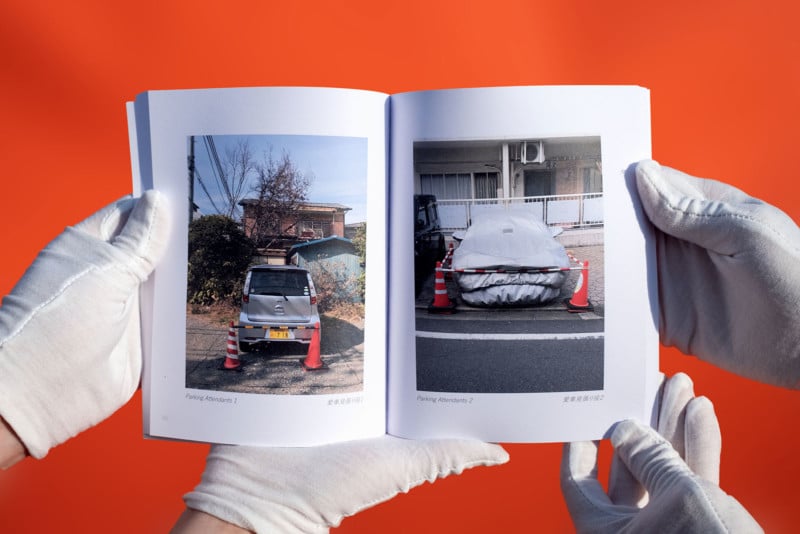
xmin=269 ymin=329 xmax=290 ymax=339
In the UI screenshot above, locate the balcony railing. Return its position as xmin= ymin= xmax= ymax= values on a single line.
xmin=434 ymin=193 xmax=603 ymax=232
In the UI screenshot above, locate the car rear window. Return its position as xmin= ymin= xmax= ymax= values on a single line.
xmin=249 ymin=270 xmax=310 ymax=297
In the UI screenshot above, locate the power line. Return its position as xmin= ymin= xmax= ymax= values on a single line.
xmin=204 ymin=135 xmax=234 ymax=215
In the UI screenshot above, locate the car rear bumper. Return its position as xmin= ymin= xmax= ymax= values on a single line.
xmin=236 ymin=316 xmax=319 ymax=344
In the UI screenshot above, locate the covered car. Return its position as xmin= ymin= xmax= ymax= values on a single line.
xmin=451 ymin=211 xmax=569 ymax=306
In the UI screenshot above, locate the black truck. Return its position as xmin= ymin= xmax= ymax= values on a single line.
xmin=414 ymin=194 xmax=446 ymax=294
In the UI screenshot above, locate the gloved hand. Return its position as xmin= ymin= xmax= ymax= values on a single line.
xmin=636 ymin=160 xmax=800 ymax=388
xmin=0 ymin=191 xmax=169 ymax=458
xmin=561 ymin=372 xmax=762 ymax=533
xmin=181 ymin=436 xmax=509 ymax=533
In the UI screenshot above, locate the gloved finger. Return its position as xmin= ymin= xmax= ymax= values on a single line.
xmin=607 ymin=372 xmax=667 ymax=507
xmin=109 ymin=190 xmax=170 ymax=279
xmin=560 ymin=441 xmax=614 ymax=516
xmin=635 ymin=160 xmax=800 ymax=256
xmin=656 ymin=372 xmax=695 ymax=458
xmin=611 ymin=420 xmax=691 ymax=500
xmin=607 ymin=452 xmax=648 ymax=508
xmin=684 ymin=396 xmax=721 ymax=484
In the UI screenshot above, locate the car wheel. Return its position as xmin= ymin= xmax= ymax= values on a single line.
xmin=238 ymin=341 xmax=253 ymax=353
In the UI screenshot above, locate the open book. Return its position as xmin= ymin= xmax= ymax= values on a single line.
xmin=127 ymin=86 xmax=660 ymax=446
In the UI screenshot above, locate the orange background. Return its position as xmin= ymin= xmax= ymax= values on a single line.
xmin=1 ymin=1 xmax=798 ymax=531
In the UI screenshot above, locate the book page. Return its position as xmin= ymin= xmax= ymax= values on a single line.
xmin=129 ymin=87 xmax=388 ymax=446
xmin=387 ymin=86 xmax=660 ymax=442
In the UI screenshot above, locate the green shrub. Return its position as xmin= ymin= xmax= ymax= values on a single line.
xmin=187 ymin=215 xmax=255 ymax=306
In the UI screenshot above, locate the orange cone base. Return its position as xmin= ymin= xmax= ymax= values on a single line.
xmin=564 ymin=298 xmax=594 ymax=313
xmin=428 ymin=301 xmax=456 ymax=314
xmin=220 ymin=357 xmax=242 ymax=371
xmin=300 ymin=357 xmax=328 ymax=371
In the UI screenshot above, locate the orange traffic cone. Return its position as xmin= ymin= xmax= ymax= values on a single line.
xmin=221 ymin=321 xmax=242 ymax=370
xmin=565 ymin=261 xmax=594 ymax=312
xmin=428 ymin=261 xmax=456 ymax=314
xmin=301 ymin=322 xmax=327 ymax=371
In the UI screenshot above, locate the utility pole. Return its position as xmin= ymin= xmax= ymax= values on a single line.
xmin=188 ymin=135 xmax=195 ymax=224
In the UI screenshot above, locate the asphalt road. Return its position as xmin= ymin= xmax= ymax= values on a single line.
xmin=415 ymin=309 xmax=604 ymax=393
xmin=413 ymin=242 xmax=605 ymax=393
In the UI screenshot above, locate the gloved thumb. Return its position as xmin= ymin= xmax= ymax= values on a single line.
xmin=108 ymin=190 xmax=170 ymax=279
xmin=72 ymin=190 xmax=170 ymax=281
xmin=635 ymin=160 xmax=799 ymax=256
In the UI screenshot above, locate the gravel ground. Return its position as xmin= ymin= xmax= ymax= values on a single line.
xmin=185 ymin=311 xmax=364 ymax=395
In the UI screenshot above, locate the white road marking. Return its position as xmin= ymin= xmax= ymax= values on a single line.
xmin=415 ymin=331 xmax=604 ymax=341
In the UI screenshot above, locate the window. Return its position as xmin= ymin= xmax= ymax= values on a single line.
xmin=249 ymin=270 xmax=309 ymax=297
xmin=473 ymin=172 xmax=498 ymax=199
xmin=419 ymin=172 xmax=498 ymax=200
xmin=582 ymin=166 xmax=603 ymax=193
xmin=524 ymin=170 xmax=554 ymax=197
xmin=300 ymin=220 xmax=324 ymax=238
xmin=419 ymin=173 xmax=473 ymax=200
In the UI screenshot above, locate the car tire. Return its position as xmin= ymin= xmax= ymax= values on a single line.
xmin=238 ymin=341 xmax=253 ymax=353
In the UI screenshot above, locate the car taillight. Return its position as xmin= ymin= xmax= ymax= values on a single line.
xmin=310 ymin=295 xmax=317 ymax=305
xmin=243 ymin=294 xmax=249 ymax=303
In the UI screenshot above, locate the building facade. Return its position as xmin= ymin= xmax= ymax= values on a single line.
xmin=414 ymin=137 xmax=603 ymax=231
xmin=239 ymin=199 xmax=351 ymax=264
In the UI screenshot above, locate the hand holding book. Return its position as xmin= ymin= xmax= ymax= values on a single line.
xmin=0 ymin=190 xmax=169 ymax=461
xmin=636 ymin=160 xmax=800 ymax=388
xmin=178 ymin=436 xmax=508 ymax=533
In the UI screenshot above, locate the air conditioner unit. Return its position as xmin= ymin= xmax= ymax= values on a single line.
xmin=520 ymin=141 xmax=544 ymax=164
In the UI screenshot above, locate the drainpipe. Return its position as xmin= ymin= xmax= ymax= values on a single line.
xmin=502 ymin=143 xmax=511 ymax=203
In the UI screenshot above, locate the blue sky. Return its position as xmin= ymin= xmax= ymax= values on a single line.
xmin=191 ymin=134 xmax=368 ymax=223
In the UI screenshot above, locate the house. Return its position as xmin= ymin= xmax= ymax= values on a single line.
xmin=239 ymin=199 xmax=351 ymax=263
xmin=344 ymin=221 xmax=366 ymax=241
xmin=240 ymin=200 xmax=351 ymax=240
xmin=288 ymin=236 xmax=364 ymax=302
xmin=413 ymin=137 xmax=603 ymax=231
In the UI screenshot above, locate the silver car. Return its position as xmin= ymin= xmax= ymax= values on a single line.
xmin=238 ymin=265 xmax=320 ymax=352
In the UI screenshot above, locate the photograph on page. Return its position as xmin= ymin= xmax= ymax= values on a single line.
xmin=184 ymin=133 xmax=367 ymax=397
xmin=412 ymin=137 xmax=605 ymax=395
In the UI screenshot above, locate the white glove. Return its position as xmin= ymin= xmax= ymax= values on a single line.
xmin=183 ymin=436 xmax=509 ymax=533
xmin=561 ymin=373 xmax=762 ymax=533
xmin=0 ymin=191 xmax=169 ymax=458
xmin=636 ymin=160 xmax=800 ymax=388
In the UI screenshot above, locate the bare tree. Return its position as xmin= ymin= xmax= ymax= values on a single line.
xmin=221 ymin=139 xmax=256 ymax=218
xmin=248 ymin=149 xmax=312 ymax=247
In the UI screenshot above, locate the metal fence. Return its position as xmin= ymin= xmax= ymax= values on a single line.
xmin=435 ymin=193 xmax=603 ymax=232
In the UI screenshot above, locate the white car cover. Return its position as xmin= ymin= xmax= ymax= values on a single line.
xmin=452 ymin=211 xmax=570 ymax=306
